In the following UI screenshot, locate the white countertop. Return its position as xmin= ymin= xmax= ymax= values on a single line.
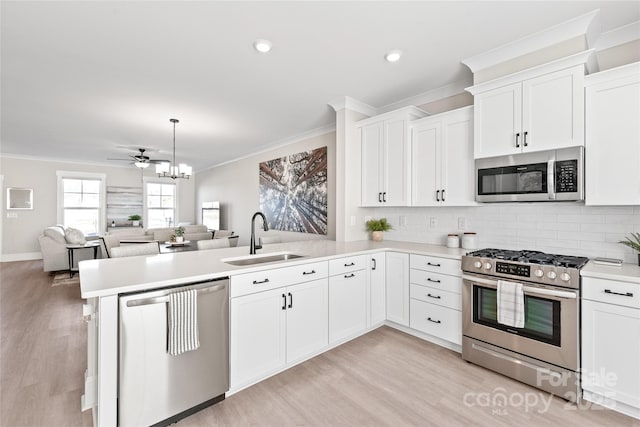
xmin=79 ymin=240 xmax=467 ymax=298
xmin=581 ymin=260 xmax=640 ymax=284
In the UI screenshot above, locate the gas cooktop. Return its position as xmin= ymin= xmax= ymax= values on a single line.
xmin=466 ymin=248 xmax=589 ymax=269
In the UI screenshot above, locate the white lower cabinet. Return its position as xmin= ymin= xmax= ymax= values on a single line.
xmin=385 ymin=252 xmax=410 ymax=326
xmin=368 ymin=253 xmax=386 ymax=326
xmin=230 ymin=278 xmax=328 ymax=389
xmin=329 ymin=256 xmax=367 ymax=344
xmin=582 ymin=277 xmax=640 ymax=417
xmin=409 ymin=254 xmax=462 ymax=346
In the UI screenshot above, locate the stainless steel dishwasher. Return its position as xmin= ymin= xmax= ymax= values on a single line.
xmin=118 ymin=278 xmax=229 ymax=427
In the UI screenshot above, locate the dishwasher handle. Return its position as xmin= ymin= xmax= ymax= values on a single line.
xmin=126 ymin=282 xmax=227 ymax=307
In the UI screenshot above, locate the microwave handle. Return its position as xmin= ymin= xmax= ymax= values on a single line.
xmin=547 ymin=159 xmax=556 ymax=200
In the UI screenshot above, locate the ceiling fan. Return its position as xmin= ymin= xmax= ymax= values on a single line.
xmin=107 ymin=148 xmax=170 ymax=169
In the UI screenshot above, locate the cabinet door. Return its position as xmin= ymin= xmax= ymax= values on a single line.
xmin=441 ymin=108 xmax=476 ymax=206
xmin=286 ymin=279 xmax=328 ymax=363
xmin=384 ymin=117 xmax=411 ymax=206
xmin=361 ymin=122 xmax=384 ymax=206
xmin=230 ymin=289 xmax=286 ymax=389
xmin=329 ymin=270 xmax=367 ymax=344
xmin=411 ymin=119 xmax=441 ymax=206
xmin=386 ymin=252 xmax=410 ymax=326
xmin=522 ymin=65 xmax=584 ymax=152
xmin=586 ymin=71 xmax=640 ymax=205
xmin=369 ymin=253 xmax=386 ymax=326
xmin=582 ymin=300 xmax=640 ymax=408
xmin=474 ymin=82 xmax=522 ymax=158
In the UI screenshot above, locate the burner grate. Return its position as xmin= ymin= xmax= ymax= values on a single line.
xmin=466 ymin=248 xmax=588 ymax=269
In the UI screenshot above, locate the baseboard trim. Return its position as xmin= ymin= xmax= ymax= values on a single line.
xmin=1 ymin=252 xmax=42 ymax=262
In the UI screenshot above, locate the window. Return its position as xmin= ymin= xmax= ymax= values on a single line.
xmin=57 ymin=172 xmax=106 ymax=235
xmin=146 ymin=182 xmax=176 ymax=228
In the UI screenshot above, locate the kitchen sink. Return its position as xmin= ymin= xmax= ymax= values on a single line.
xmin=222 ymin=252 xmax=304 ymax=266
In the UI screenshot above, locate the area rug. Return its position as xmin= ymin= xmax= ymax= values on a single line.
xmin=51 ymin=273 xmax=80 ymax=287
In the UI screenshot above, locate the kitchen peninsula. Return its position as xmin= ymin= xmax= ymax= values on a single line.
xmin=80 ymin=240 xmax=467 ymax=426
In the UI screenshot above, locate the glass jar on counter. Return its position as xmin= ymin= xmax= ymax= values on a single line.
xmin=447 ymin=233 xmax=460 ymax=248
xmin=461 ymin=232 xmax=477 ymax=250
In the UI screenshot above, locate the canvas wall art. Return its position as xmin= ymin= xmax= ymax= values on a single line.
xmin=259 ymin=146 xmax=327 ymax=235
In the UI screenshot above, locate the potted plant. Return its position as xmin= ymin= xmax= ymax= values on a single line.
xmin=619 ymin=232 xmax=640 ymax=266
xmin=128 ymin=214 xmax=142 ymax=227
xmin=366 ymin=218 xmax=392 ymax=242
xmin=174 ymin=226 xmax=186 ymax=243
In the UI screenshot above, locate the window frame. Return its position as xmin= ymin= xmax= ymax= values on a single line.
xmin=143 ymin=177 xmax=178 ymax=229
xmin=56 ymin=171 xmax=106 ymax=234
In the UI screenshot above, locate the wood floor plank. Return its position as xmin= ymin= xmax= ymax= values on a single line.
xmin=1 ymin=260 xmax=638 ymax=427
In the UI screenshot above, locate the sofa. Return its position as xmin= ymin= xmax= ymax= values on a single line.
xmin=38 ymin=225 xmax=97 ymax=272
xmin=107 ymin=225 xmax=213 ymax=243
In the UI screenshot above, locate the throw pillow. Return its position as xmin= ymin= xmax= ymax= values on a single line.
xmin=65 ymin=227 xmax=87 ymax=245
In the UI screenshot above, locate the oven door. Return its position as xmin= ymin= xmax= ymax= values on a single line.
xmin=462 ymin=273 xmax=579 ymax=370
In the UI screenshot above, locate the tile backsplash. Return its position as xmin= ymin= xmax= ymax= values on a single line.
xmin=375 ymin=203 xmax=640 ymax=264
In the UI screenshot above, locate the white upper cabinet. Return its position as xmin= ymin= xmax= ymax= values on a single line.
xmin=412 ymin=107 xmax=476 ymax=206
xmin=473 ymin=65 xmax=584 ymax=159
xmin=585 ymin=62 xmax=640 ymax=206
xmin=358 ymin=107 xmax=428 ymax=206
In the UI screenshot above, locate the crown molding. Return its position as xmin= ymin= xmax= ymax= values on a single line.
xmin=595 ymin=21 xmax=640 ymax=51
xmin=462 ymin=9 xmax=600 ymax=73
xmin=0 ymin=153 xmax=134 ymax=170
xmin=328 ymin=96 xmax=377 ymax=117
xmin=466 ymin=49 xmax=595 ymax=95
xmin=376 ymin=79 xmax=470 ymax=114
xmin=198 ymin=123 xmax=336 ymax=172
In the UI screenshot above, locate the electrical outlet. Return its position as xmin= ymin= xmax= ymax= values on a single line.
xmin=429 ymin=217 xmax=437 ymax=228
xmin=458 ymin=217 xmax=467 ymax=230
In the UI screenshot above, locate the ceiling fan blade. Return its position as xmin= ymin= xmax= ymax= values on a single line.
xmin=107 ymin=158 xmax=132 ymax=161
xmin=149 ymin=159 xmax=171 ymax=164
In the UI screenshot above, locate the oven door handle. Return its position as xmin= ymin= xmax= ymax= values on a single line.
xmin=462 ymin=274 xmax=577 ymax=300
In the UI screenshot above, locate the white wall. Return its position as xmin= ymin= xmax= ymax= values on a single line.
xmin=0 ymin=156 xmax=195 ymax=259
xmin=194 ymin=132 xmax=336 ymax=246
xmin=370 ymin=203 xmax=640 ymax=264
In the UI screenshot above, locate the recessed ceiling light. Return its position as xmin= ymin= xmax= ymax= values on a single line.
xmin=253 ymin=39 xmax=272 ymax=53
xmin=385 ymin=50 xmax=402 ymax=63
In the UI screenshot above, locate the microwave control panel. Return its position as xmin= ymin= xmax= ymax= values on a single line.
xmin=555 ymin=160 xmax=578 ymax=193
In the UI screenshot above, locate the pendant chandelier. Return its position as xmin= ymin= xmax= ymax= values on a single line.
xmin=156 ymin=118 xmax=192 ymax=180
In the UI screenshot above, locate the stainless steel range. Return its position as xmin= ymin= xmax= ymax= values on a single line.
xmin=461 ymin=248 xmax=588 ymax=401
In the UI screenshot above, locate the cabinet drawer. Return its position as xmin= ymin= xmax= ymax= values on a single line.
xmin=410 ymin=283 xmax=461 ymax=310
xmin=410 ymin=299 xmax=461 ymax=345
xmin=410 ymin=269 xmax=462 ymax=294
xmin=329 ymin=255 xmax=367 ymax=276
xmin=582 ymin=277 xmax=640 ymax=309
xmin=231 ymin=261 xmax=328 ymax=298
xmin=410 ymin=254 xmax=461 ymax=276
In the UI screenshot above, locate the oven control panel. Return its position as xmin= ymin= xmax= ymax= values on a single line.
xmin=495 ymin=262 xmax=530 ymax=278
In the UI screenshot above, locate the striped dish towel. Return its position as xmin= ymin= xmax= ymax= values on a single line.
xmin=497 ymin=280 xmax=525 ymax=328
xmin=167 ymin=289 xmax=200 ymax=356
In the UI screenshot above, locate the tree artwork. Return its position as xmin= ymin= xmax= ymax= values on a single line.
xmin=259 ymin=146 xmax=327 ymax=235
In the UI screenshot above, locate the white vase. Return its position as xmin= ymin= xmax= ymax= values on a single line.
xmin=176 ymin=236 xmax=184 ymax=243
xmin=371 ymin=231 xmax=383 ymax=242
xmin=132 ymin=220 xmax=140 ymax=227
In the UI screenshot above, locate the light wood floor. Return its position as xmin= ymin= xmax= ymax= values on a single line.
xmin=1 ymin=260 xmax=638 ymax=427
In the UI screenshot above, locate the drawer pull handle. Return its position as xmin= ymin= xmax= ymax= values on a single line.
xmin=344 ymin=273 xmax=356 ymax=279
xmin=427 ymin=278 xmax=441 ymax=283
xmin=302 ymin=270 xmax=316 ymax=275
xmin=427 ymin=262 xmax=441 ymax=267
xmin=288 ymin=292 xmax=293 ymax=309
xmin=253 ymin=278 xmax=270 ymax=285
xmin=282 ymin=294 xmax=286 ymax=310
xmin=427 ymin=317 xmax=441 ymax=324
xmin=427 ymin=293 xmax=441 ymax=299
xmin=344 ymin=262 xmax=355 ymax=267
xmin=604 ymin=289 xmax=633 ymax=298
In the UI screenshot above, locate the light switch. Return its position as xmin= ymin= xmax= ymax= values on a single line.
xmin=6 ymin=212 xmax=18 ymax=218
xmin=350 ymin=215 xmax=356 ymax=226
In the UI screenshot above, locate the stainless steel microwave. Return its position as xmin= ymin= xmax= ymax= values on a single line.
xmin=476 ymin=146 xmax=584 ymax=202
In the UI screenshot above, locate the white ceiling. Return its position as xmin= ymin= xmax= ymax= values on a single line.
xmin=2 ymin=1 xmax=639 ymax=172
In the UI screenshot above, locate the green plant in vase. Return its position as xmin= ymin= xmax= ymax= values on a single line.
xmin=619 ymin=232 xmax=640 ymax=266
xmin=366 ymin=218 xmax=392 ymax=242
xmin=174 ymin=226 xmax=186 ymax=243
xmin=128 ymin=214 xmax=142 ymax=227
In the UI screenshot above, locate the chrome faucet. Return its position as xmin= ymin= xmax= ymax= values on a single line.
xmin=250 ymin=211 xmax=269 ymax=254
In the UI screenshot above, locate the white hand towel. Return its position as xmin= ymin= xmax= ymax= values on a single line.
xmin=167 ymin=289 xmax=200 ymax=356
xmin=497 ymin=280 xmax=525 ymax=328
